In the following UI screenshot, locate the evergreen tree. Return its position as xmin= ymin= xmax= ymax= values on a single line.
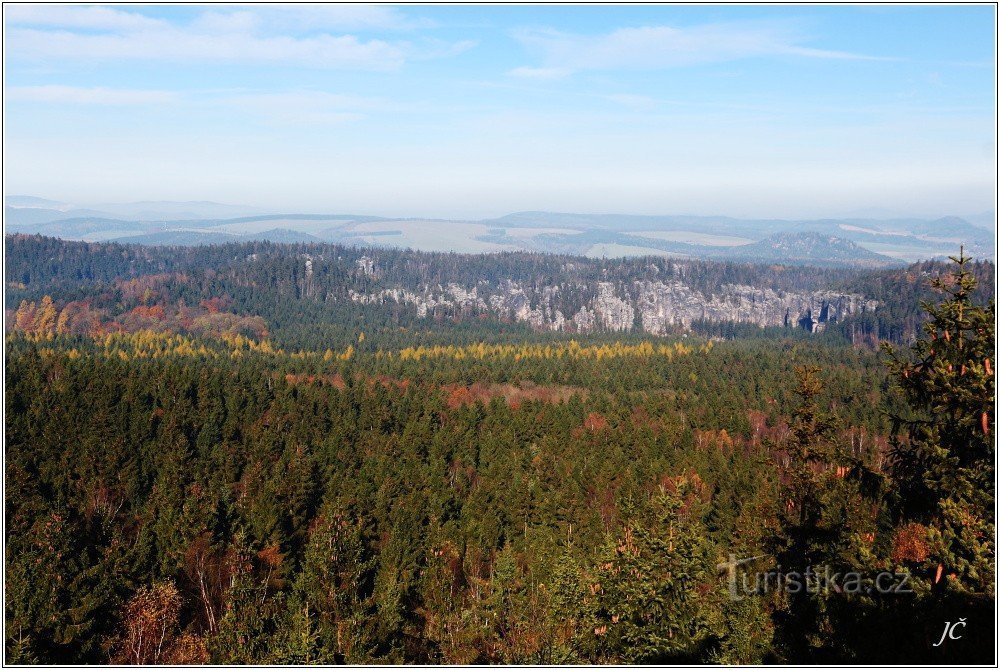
xmin=771 ymin=365 xmax=861 ymax=662
xmin=592 ymin=474 xmax=722 ymax=663
xmin=291 ymin=501 xmax=376 ymax=663
xmin=778 ymin=365 xmax=840 ymax=551
xmin=883 ymin=250 xmax=995 ymax=595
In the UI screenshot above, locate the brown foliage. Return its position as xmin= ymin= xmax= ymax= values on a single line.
xmin=693 ymin=428 xmax=736 ymax=452
xmin=190 ymin=312 xmax=268 ymax=339
xmin=129 ymin=305 xmax=167 ymax=322
xmin=199 ymin=296 xmax=231 ymax=314
xmin=658 ymin=470 xmax=711 ymax=519
xmin=443 ymin=381 xmax=584 ymax=409
xmin=161 ymin=633 xmax=209 ymax=665
xmin=583 ymin=412 xmax=609 ymax=432
xmin=117 ymin=273 xmax=178 ymax=303
xmin=891 ymin=522 xmax=930 ymax=564
xmin=182 ymin=533 xmax=238 ymax=635
xmin=111 ymin=581 xmax=183 ymax=665
xmin=56 ymin=300 xmax=105 ymax=336
xmin=282 ymin=372 xmax=346 ymax=389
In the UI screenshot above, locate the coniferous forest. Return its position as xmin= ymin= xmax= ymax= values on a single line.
xmin=3 ymin=235 xmax=995 ymax=664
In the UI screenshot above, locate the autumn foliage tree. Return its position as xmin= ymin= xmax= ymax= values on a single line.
xmin=110 ymin=581 xmax=208 ymax=665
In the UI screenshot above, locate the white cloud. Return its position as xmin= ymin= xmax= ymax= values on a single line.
xmin=3 ymin=4 xmax=165 ymax=31
xmin=4 ymin=6 xmax=464 ymax=70
xmin=6 ymin=85 xmax=176 ymax=105
xmin=512 ymin=21 xmax=883 ymax=75
xmin=414 ymin=39 xmax=479 ymax=61
xmin=6 ymin=27 xmax=410 ymax=70
xmin=253 ymin=6 xmax=434 ymax=32
xmin=190 ymin=10 xmax=263 ymax=35
xmin=231 ymin=91 xmax=384 ymax=109
xmin=1 ymin=4 xmax=423 ymax=33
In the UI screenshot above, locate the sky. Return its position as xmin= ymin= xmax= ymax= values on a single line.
xmin=3 ymin=4 xmax=997 ymax=219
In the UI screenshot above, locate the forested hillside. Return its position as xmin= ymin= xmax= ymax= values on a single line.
xmin=3 ymin=237 xmax=995 ymax=664
xmin=5 ymin=235 xmax=993 ymax=351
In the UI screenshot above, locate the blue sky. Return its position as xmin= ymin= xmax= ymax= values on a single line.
xmin=3 ymin=4 xmax=996 ymax=219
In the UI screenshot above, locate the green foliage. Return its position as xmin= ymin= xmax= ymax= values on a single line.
xmin=591 ymin=475 xmax=723 ymax=663
xmin=883 ymin=250 xmax=996 ymax=595
xmin=3 ymin=239 xmax=994 ymax=664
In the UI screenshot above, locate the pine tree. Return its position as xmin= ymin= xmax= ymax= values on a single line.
xmin=771 ymin=365 xmax=862 ymax=662
xmin=292 ymin=502 xmax=375 ymax=663
xmin=776 ymin=365 xmax=842 ymax=566
xmin=545 ymin=546 xmax=588 ymax=663
xmin=209 ymin=530 xmax=282 ymax=664
xmin=883 ymin=250 xmax=995 ymax=595
xmin=271 ymin=597 xmax=327 ymax=664
xmin=592 ymin=474 xmax=722 ymax=663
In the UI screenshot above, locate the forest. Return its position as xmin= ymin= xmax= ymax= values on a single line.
xmin=3 ymin=235 xmax=996 ymax=664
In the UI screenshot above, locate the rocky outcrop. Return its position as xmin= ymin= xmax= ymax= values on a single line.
xmin=350 ymin=283 xmax=487 ymax=318
xmin=634 ymin=281 xmax=876 ymax=334
xmin=347 ymin=273 xmax=876 ymax=335
xmin=594 ymin=283 xmax=634 ymax=332
xmin=356 ymin=255 xmax=378 ymax=278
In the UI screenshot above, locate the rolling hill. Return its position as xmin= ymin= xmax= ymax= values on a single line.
xmin=5 ymin=196 xmax=993 ymax=267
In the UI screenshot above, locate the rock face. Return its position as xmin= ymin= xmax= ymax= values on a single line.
xmin=633 ymin=281 xmax=877 ymax=334
xmin=346 ymin=257 xmax=877 ymax=335
xmin=356 ymin=255 xmax=378 ymax=278
xmin=350 ymin=283 xmax=487 ymax=318
xmin=594 ymin=283 xmax=635 ymax=332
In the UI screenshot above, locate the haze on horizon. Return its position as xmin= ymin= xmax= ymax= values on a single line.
xmin=3 ymin=4 xmax=996 ymax=221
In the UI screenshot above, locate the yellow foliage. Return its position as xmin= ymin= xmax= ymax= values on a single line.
xmin=34 ymin=296 xmax=58 ymax=336
xmin=391 ymin=339 xmax=708 ymax=362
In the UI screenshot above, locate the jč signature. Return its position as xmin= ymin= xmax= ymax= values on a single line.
xmin=933 ymin=618 xmax=967 ymax=647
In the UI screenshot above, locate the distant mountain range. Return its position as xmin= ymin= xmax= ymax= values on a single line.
xmin=5 ymin=197 xmax=263 ymax=221
xmin=5 ymin=196 xmax=994 ymax=268
xmin=719 ymin=232 xmax=892 ymax=265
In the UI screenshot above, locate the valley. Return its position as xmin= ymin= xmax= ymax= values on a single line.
xmin=7 ymin=197 xmax=995 ymax=266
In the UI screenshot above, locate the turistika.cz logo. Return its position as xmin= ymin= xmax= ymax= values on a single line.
xmin=717 ymin=553 xmax=915 ymax=601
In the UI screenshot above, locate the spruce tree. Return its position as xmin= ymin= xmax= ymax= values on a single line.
xmin=592 ymin=474 xmax=722 ymax=663
xmin=883 ymin=250 xmax=995 ymax=595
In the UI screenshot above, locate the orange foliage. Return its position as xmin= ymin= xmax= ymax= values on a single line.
xmin=162 ymin=633 xmax=209 ymax=665
xmin=443 ymin=381 xmax=583 ymax=409
xmin=658 ymin=471 xmax=710 ymax=518
xmin=693 ymin=428 xmax=736 ymax=452
xmin=12 ymin=296 xmax=108 ymax=338
xmin=14 ymin=300 xmax=37 ymax=332
xmin=583 ymin=412 xmax=609 ymax=432
xmin=56 ymin=300 xmax=104 ymax=336
xmin=130 ymin=304 xmax=167 ymax=321
xmin=446 ymin=386 xmax=475 ymax=409
xmin=112 ymin=581 xmax=182 ymax=664
xmin=12 ymin=296 xmax=57 ymax=336
xmin=199 ymin=296 xmax=231 ymax=313
xmin=257 ymin=544 xmax=284 ymax=568
xmin=891 ymin=523 xmax=930 ymax=564
xmin=117 ymin=273 xmax=179 ymax=303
